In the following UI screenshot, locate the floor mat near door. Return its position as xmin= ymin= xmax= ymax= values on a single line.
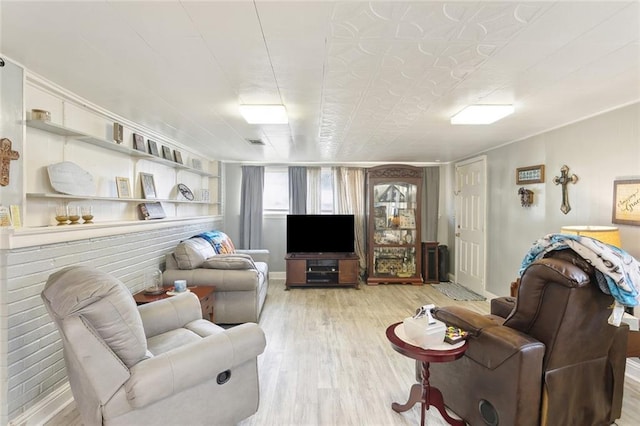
xmin=432 ymin=281 xmax=486 ymax=301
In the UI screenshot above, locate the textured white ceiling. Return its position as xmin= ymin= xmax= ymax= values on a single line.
xmin=1 ymin=1 xmax=639 ymax=164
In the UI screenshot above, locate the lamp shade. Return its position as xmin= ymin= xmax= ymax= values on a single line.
xmin=560 ymin=226 xmax=621 ymax=248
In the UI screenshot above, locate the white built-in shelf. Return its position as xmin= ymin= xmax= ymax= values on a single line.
xmin=26 ymin=120 xmax=217 ymax=177
xmin=26 ymin=193 xmax=212 ymax=205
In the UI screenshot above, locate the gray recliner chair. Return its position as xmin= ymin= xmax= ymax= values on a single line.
xmin=42 ymin=266 xmax=266 ymax=426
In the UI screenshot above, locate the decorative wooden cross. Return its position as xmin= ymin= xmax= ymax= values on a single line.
xmin=553 ymin=164 xmax=578 ymax=214
xmin=1 ymin=138 xmax=20 ymax=186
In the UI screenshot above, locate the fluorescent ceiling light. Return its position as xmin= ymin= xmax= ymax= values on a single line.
xmin=451 ymin=104 xmax=514 ymax=125
xmin=239 ymin=105 xmax=288 ymax=124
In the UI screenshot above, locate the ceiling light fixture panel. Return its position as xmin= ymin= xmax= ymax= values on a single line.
xmin=239 ymin=105 xmax=288 ymax=124
xmin=451 ymin=104 xmax=514 ymax=125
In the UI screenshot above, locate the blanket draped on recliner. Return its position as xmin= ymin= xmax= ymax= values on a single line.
xmin=520 ymin=233 xmax=640 ymax=325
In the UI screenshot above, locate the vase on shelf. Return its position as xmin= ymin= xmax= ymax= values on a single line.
xmin=82 ymin=205 xmax=94 ymax=224
xmin=55 ymin=203 xmax=68 ymax=225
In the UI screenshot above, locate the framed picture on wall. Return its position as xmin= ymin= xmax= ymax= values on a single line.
xmin=139 ymin=172 xmax=157 ymax=199
xmin=516 ymin=165 xmax=545 ymax=184
xmin=612 ymin=179 xmax=640 ymax=226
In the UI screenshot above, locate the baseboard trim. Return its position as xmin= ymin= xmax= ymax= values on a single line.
xmin=271 ymin=271 xmax=285 ymax=280
xmin=9 ymin=383 xmax=73 ymax=426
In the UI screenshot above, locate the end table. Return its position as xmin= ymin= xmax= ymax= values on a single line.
xmin=133 ymin=285 xmax=216 ymax=323
xmin=386 ymin=322 xmax=468 ymax=426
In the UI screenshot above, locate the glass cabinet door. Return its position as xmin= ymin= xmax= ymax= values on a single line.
xmin=367 ymin=166 xmax=423 ymax=285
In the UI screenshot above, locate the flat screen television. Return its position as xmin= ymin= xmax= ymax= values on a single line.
xmin=286 ymin=214 xmax=355 ymax=254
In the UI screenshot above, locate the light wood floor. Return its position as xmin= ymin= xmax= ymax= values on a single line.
xmin=47 ymin=280 xmax=640 ymax=426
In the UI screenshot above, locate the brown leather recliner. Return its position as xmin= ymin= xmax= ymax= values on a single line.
xmin=430 ymin=249 xmax=628 ymax=426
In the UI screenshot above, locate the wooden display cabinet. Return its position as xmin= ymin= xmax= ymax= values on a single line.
xmin=367 ymin=165 xmax=423 ymax=285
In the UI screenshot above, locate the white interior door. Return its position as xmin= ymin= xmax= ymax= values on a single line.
xmin=454 ymin=156 xmax=487 ymax=295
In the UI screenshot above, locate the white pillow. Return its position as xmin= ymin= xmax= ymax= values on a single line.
xmin=174 ymin=238 xmax=216 ymax=269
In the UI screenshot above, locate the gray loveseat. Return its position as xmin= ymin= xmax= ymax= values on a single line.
xmin=162 ymin=231 xmax=269 ymax=324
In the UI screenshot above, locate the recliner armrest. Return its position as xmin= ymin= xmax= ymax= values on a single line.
xmin=491 ymin=296 xmax=516 ymax=319
xmin=125 ymin=323 xmax=266 ymax=408
xmin=466 ymin=324 xmax=545 ymax=370
xmin=433 ymin=306 xmax=544 ymax=369
xmin=138 ymin=292 xmax=202 ymax=338
xmin=432 ymin=306 xmax=501 ymax=336
xmin=236 ymin=249 xmax=269 ymax=264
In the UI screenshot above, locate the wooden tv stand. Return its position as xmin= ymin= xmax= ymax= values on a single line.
xmin=285 ymin=253 xmax=360 ymax=289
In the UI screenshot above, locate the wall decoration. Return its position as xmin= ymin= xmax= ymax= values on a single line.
xmin=139 ymin=172 xmax=157 ymax=199
xmin=553 ymin=165 xmax=578 ymax=214
xmin=173 ymin=150 xmax=183 ymax=164
xmin=516 ymin=164 xmax=545 ymax=184
xmin=0 ymin=138 xmax=20 ymax=186
xmin=133 ymin=133 xmax=146 ymax=152
xmin=115 ymin=176 xmax=131 ymax=198
xmin=161 ymin=145 xmax=172 ymax=160
xmin=518 ymin=187 xmax=534 ymax=207
xmin=177 ymin=183 xmax=194 ymax=201
xmin=47 ymin=161 xmax=95 ymax=196
xmin=612 ymin=179 xmax=640 ymax=226
xmin=113 ymin=122 xmax=124 ymax=144
xmin=148 ymin=139 xmax=159 ymax=156
xmin=192 ymin=159 xmax=202 ymax=170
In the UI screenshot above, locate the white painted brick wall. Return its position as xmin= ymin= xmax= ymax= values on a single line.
xmin=5 ymin=218 xmax=222 ymax=419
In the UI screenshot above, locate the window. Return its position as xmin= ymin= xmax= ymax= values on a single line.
xmin=263 ymin=166 xmax=335 ymax=214
xmin=263 ymin=167 xmax=289 ymax=212
xmin=320 ymin=167 xmax=334 ymax=213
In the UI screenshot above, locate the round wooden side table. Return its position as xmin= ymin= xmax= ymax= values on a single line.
xmin=386 ymin=322 xmax=468 ymax=426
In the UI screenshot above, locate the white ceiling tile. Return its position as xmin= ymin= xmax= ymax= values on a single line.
xmin=2 ymin=1 xmax=639 ymax=163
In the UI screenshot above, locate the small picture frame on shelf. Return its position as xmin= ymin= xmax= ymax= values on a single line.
xmin=162 ymin=145 xmax=172 ymax=160
xmin=133 ymin=133 xmax=146 ymax=152
xmin=173 ymin=150 xmax=183 ymax=164
xmin=138 ymin=202 xmax=166 ymax=220
xmin=148 ymin=139 xmax=160 ymax=157
xmin=113 ymin=122 xmax=124 ymax=144
xmin=398 ymin=208 xmax=416 ymax=229
xmin=139 ymin=172 xmax=157 ymax=199
xmin=192 ymin=159 xmax=202 ymax=170
xmin=198 ymin=189 xmax=210 ymax=202
xmin=115 ymin=176 xmax=131 ymax=198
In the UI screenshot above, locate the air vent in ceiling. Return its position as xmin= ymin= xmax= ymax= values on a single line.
xmin=246 ymin=138 xmax=265 ymax=146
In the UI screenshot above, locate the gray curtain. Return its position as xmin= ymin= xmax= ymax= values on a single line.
xmin=240 ymin=166 xmax=264 ymax=249
xmin=288 ymin=166 xmax=307 ymax=214
xmin=423 ymin=166 xmax=440 ymax=242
